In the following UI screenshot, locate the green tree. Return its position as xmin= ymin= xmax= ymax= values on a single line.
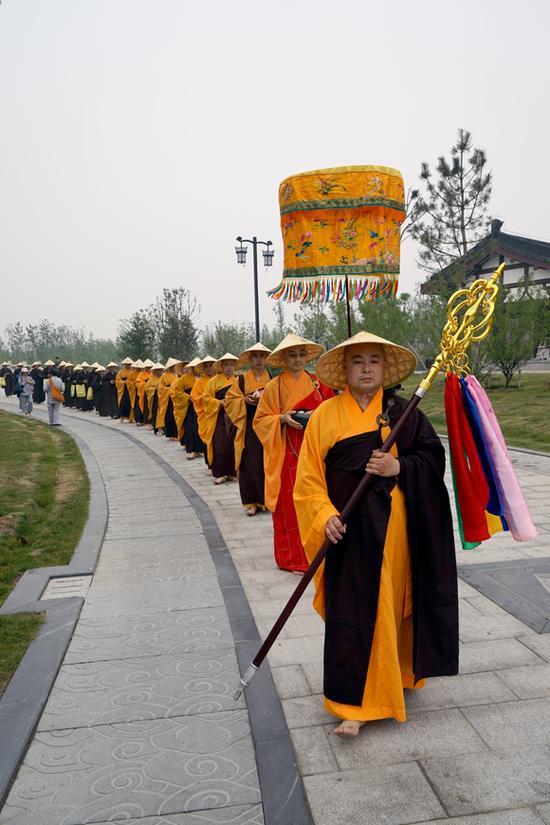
xmin=117 ymin=310 xmax=157 ymax=360
xmin=202 ymin=322 xmax=255 ymax=357
xmin=407 ymin=129 xmax=492 ymax=281
xmin=356 ymin=294 xmax=413 ymax=345
xmin=153 ymin=288 xmax=199 ymax=361
xmin=326 ymin=303 xmax=359 ymax=347
xmin=483 ymin=291 xmax=540 ymax=387
xmin=263 ymin=303 xmax=291 ymax=350
xmin=293 ymin=302 xmax=331 ymax=345
xmin=5 ymin=322 xmax=27 ymax=361
xmin=406 ymin=291 xmax=448 ymax=368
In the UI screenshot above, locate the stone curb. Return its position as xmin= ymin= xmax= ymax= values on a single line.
xmin=0 ymin=408 xmax=108 ymax=809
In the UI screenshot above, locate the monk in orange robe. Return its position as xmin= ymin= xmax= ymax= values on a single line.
xmin=135 ymin=360 xmax=153 ymax=425
xmin=201 ymin=353 xmax=240 ymax=484
xmin=156 ymin=358 xmax=182 ymax=435
xmin=170 ymin=364 xmax=196 ymax=443
xmin=293 ymin=332 xmax=458 ymax=736
xmin=253 ymin=334 xmax=333 ymax=573
xmin=127 ymin=360 xmax=144 ymax=424
xmin=115 ymin=357 xmax=134 ymax=421
xmin=178 ymin=358 xmax=204 ymax=458
xmin=192 ymin=356 xmax=217 ymax=468
xmin=225 ymin=343 xmax=272 ymax=515
xmin=145 ymin=364 xmax=164 ymax=429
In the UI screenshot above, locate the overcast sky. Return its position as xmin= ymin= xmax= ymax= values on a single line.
xmin=1 ymin=0 xmax=548 ymax=340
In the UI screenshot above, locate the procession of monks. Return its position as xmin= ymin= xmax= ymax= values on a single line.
xmin=3 ymin=330 xmax=458 ymax=737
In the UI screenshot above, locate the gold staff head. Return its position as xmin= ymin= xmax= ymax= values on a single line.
xmin=419 ymin=263 xmax=504 ymax=392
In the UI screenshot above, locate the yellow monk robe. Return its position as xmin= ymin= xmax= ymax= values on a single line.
xmin=145 ymin=373 xmax=160 ymax=424
xmin=201 ymin=373 xmax=238 ymax=465
xmin=191 ymin=375 xmax=211 ymax=445
xmin=156 ymin=372 xmax=177 ymax=429
xmin=293 ymin=385 xmax=425 ymax=723
xmin=224 ymin=370 xmax=270 ymax=471
xmin=115 ymin=367 xmax=132 ymax=406
xmin=126 ymin=369 xmax=139 ymax=422
xmin=169 ymin=373 xmax=195 ymax=441
xmin=136 ymin=370 xmax=152 ymax=414
xmin=254 ymin=370 xmax=321 ymax=511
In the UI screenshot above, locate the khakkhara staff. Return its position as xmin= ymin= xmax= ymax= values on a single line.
xmin=234 ymin=263 xmax=506 ymax=700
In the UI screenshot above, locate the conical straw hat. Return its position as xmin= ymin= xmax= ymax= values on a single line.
xmin=198 ymin=355 xmax=216 ymax=373
xmin=80 ymin=361 xmax=90 ymax=368
xmin=106 ymin=361 xmax=118 ymax=368
xmin=187 ymin=357 xmax=202 ymax=369
xmin=216 ymin=352 xmax=244 ymax=370
xmin=73 ymin=364 xmax=82 ymax=371
xmin=58 ymin=361 xmax=66 ymax=367
xmin=164 ymin=357 xmax=183 ymax=369
xmin=44 ymin=359 xmax=55 ymax=367
xmin=65 ymin=362 xmax=74 ymax=368
xmin=142 ymin=358 xmax=155 ymax=368
xmin=239 ymin=342 xmax=272 ymax=364
xmin=90 ymin=361 xmax=100 ymax=369
xmin=95 ymin=365 xmax=106 ymax=372
xmin=121 ymin=357 xmax=133 ymax=365
xmin=316 ymin=331 xmax=416 ymax=390
xmin=266 ymin=333 xmax=324 ymax=369
xmin=151 ymin=362 xmax=165 ymax=371
xmin=132 ymin=359 xmax=145 ymax=368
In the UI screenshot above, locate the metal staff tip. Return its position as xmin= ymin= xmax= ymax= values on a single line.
xmin=233 ymin=663 xmax=258 ymax=701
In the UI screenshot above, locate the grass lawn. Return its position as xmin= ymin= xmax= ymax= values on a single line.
xmin=0 ymin=410 xmax=89 ymax=696
xmin=400 ymin=372 xmax=550 ymax=453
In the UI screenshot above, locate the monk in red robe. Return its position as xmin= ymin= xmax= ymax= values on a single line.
xmin=253 ymin=334 xmax=333 ymax=573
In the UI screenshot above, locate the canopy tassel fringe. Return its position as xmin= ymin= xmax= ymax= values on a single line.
xmin=267 ymin=274 xmax=399 ymax=304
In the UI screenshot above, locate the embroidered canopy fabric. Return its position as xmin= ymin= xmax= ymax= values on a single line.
xmin=268 ymin=165 xmax=406 ymax=304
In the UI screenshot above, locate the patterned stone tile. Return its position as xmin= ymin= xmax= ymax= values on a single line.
xmin=104 ymin=521 xmax=205 ymax=540
xmin=93 ymin=555 xmax=215 ymax=586
xmin=39 ymin=652 xmax=245 ymax=730
xmin=89 ymin=806 xmax=265 ymax=824
xmin=80 ymin=580 xmax=223 ymax=618
xmin=65 ymin=607 xmax=235 ymax=664
xmin=0 ymin=713 xmax=260 ymax=825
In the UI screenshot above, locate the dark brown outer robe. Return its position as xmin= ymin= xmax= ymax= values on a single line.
xmin=323 ymin=391 xmax=458 ymax=706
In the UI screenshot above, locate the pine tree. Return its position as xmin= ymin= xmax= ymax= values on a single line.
xmin=406 ymin=129 xmax=492 ymax=281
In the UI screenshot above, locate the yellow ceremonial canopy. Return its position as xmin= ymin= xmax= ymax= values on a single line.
xmin=268 ymin=165 xmax=405 ymax=304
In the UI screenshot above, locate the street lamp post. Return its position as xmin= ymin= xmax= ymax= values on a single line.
xmin=235 ymin=236 xmax=274 ymax=342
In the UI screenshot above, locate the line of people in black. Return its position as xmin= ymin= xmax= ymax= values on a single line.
xmin=1 ymin=359 xmax=120 ymax=419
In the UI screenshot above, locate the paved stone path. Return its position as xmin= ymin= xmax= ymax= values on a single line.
xmin=1 ymin=397 xmax=550 ymax=825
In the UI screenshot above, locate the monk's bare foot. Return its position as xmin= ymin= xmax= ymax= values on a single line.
xmin=214 ymin=476 xmax=227 ymax=485
xmin=245 ymin=506 xmax=257 ymax=516
xmin=332 ymin=721 xmax=365 ymax=737
xmin=186 ymin=453 xmax=195 ymax=460
xmin=291 ymin=570 xmax=304 ymax=576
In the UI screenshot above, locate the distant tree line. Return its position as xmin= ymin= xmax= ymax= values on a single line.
xmin=2 ymin=282 xmax=547 ymax=388
xmin=2 ymin=129 xmax=548 ymax=387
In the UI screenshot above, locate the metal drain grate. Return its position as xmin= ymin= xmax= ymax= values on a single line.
xmin=41 ymin=575 xmax=93 ymax=601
